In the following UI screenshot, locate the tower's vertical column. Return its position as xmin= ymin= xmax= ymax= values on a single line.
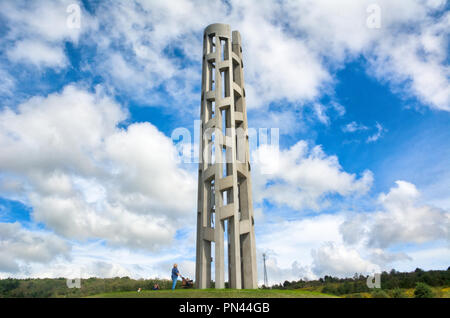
xmin=195 ymin=26 xmax=211 ymax=289
xmin=196 ymin=23 xmax=257 ymax=290
xmin=232 ymin=30 xmax=258 ymax=289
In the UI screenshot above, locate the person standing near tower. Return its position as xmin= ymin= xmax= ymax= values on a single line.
xmin=171 ymin=264 xmax=181 ymax=290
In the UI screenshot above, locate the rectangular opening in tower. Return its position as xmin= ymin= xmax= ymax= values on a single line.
xmin=209 ymin=179 xmax=215 ymax=228
xmin=236 ymin=176 xmax=241 ymax=217
xmin=222 ymin=146 xmax=227 ymax=178
xmin=220 ymin=38 xmax=228 ymax=61
xmin=208 ymin=34 xmax=216 ymax=54
xmin=221 ymin=68 xmax=230 ymax=99
xmin=208 ymin=131 xmax=215 ymax=166
xmin=208 ymin=61 xmax=216 ymax=92
xmin=221 ymin=188 xmax=233 ymax=206
xmin=221 ymin=108 xmax=228 ymax=137
xmin=224 ymin=218 xmax=229 ymax=288
xmin=221 ymin=106 xmax=232 ymax=180
xmin=211 ymin=240 xmax=215 ymax=284
xmin=207 ymin=100 xmax=215 ymax=119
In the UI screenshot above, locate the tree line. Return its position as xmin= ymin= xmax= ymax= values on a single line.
xmin=1 ymin=267 xmax=449 ymax=297
xmin=0 ymin=277 xmax=173 ymax=298
xmin=268 ymin=267 xmax=450 ymax=297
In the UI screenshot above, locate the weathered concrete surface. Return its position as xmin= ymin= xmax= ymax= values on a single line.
xmin=195 ymin=23 xmax=257 ymax=289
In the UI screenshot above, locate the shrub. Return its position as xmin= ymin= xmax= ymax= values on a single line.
xmin=414 ymin=282 xmax=434 ymax=298
xmin=371 ymin=289 xmax=389 ymax=298
xmin=390 ymin=288 xmax=406 ymax=298
xmin=321 ymin=285 xmax=337 ymax=295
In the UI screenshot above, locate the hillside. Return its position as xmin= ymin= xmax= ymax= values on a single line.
xmin=1 ymin=267 xmax=449 ymax=298
xmin=88 ymin=289 xmax=335 ymax=298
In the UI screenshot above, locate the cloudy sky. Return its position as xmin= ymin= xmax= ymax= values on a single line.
xmin=0 ymin=0 xmax=449 ymax=285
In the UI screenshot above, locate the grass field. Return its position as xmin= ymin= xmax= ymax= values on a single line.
xmin=88 ymin=288 xmax=337 ymax=298
xmin=87 ymin=286 xmax=450 ymax=298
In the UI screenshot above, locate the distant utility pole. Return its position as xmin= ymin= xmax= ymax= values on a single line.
xmin=263 ymin=253 xmax=268 ymax=287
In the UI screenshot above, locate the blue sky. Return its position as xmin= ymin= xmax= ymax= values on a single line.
xmin=0 ymin=0 xmax=449 ymax=283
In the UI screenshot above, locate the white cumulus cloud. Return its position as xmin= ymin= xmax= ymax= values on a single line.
xmin=311 ymin=242 xmax=379 ymax=277
xmin=0 ymin=222 xmax=70 ymax=273
xmin=252 ymin=141 xmax=373 ymax=211
xmin=340 ymin=180 xmax=450 ymax=248
xmin=0 ymin=84 xmax=196 ymax=251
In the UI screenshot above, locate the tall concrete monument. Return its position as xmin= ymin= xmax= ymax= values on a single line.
xmin=195 ymin=23 xmax=257 ymax=289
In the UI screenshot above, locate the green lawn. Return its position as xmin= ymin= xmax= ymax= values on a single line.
xmin=88 ymin=288 xmax=337 ymax=298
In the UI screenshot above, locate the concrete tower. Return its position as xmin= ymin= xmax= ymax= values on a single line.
xmin=195 ymin=23 xmax=257 ymax=289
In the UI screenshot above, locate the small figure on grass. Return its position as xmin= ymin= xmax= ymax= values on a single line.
xmin=171 ymin=264 xmax=181 ymax=290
